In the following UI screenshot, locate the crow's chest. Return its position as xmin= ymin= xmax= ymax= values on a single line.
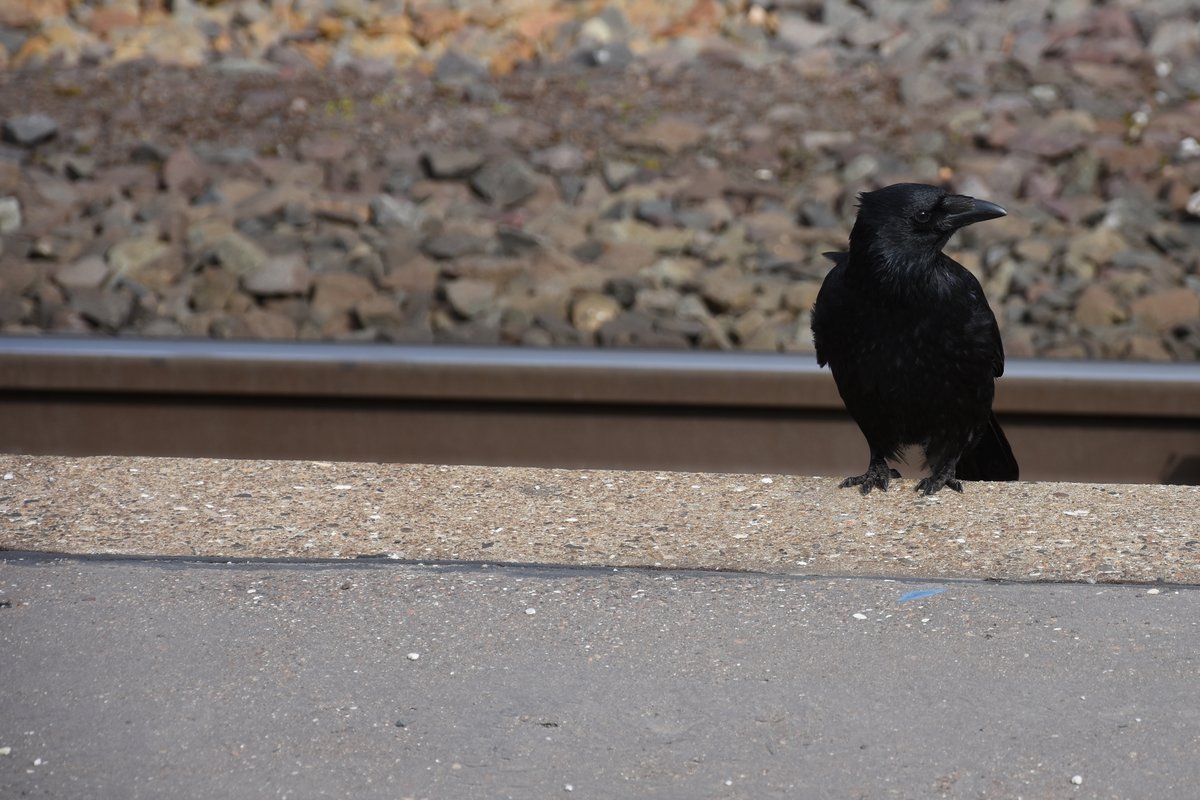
xmin=827 ymin=297 xmax=994 ymax=406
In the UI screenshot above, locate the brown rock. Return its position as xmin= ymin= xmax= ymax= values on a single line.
xmin=354 ymin=294 xmax=405 ymax=328
xmin=701 ymin=266 xmax=756 ymax=313
xmin=1131 ymin=289 xmax=1200 ymax=333
xmin=1073 ymin=285 xmax=1125 ymax=328
xmin=298 ymin=134 xmax=353 ymax=163
xmin=191 ymin=267 xmax=239 ymax=312
xmin=380 ymin=254 xmax=439 ymax=293
xmin=410 ymin=7 xmax=465 ymax=45
xmin=239 ymin=308 xmax=298 ymax=340
xmin=623 ymin=117 xmax=706 ymax=155
xmin=1063 ymin=227 xmax=1125 ymax=280
xmin=163 ymin=147 xmax=208 ymax=198
xmin=1124 ymin=335 xmax=1172 ymax=362
xmin=315 ymin=198 xmax=371 ymax=226
xmin=311 ymin=272 xmax=376 ymax=319
xmin=782 ymin=281 xmax=822 ymax=314
xmin=1007 ymin=110 xmax=1096 ymax=159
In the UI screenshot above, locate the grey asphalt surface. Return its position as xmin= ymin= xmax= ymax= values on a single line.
xmin=2 ymin=554 xmax=1198 ymax=800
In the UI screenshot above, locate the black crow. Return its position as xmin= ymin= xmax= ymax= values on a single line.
xmin=811 ymin=183 xmax=1019 ymax=495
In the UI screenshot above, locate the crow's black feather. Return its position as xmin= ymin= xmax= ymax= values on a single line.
xmin=811 ymin=183 xmax=1019 ymax=495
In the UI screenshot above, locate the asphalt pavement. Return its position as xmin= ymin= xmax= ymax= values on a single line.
xmin=2 ymin=553 xmax=1197 ymax=800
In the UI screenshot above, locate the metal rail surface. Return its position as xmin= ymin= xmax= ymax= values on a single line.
xmin=2 ymin=336 xmax=1198 ymax=484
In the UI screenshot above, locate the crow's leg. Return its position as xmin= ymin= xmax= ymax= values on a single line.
xmin=839 ymin=453 xmax=901 ymax=495
xmin=915 ymin=463 xmax=963 ymax=495
xmin=918 ymin=430 xmax=980 ymax=494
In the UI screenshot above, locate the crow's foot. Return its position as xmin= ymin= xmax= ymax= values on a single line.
xmin=915 ymin=475 xmax=963 ymax=495
xmin=839 ymin=462 xmax=901 ymax=495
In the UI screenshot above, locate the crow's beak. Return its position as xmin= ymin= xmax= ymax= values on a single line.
xmin=943 ymin=196 xmax=1006 ymax=230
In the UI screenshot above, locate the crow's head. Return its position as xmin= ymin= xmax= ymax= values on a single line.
xmin=849 ymin=183 xmax=1006 ymax=262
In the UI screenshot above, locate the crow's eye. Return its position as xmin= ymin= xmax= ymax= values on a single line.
xmin=913 ymin=210 xmax=932 ymax=224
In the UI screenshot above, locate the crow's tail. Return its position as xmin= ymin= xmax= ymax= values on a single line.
xmin=957 ymin=412 xmax=1019 ymax=482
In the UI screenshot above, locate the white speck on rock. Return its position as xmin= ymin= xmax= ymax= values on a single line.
xmin=1063 ymin=509 xmax=1089 ymax=517
xmin=525 ymin=607 xmax=537 ymax=615
xmin=852 ymin=613 xmax=868 ymax=620
xmin=2 ymin=473 xmax=13 ymax=480
xmin=0 ymin=747 xmax=11 ymax=756
xmin=406 ymin=652 xmax=420 ymax=661
xmin=1146 ymin=588 xmax=1161 ymax=595
xmin=1071 ymin=775 xmax=1083 ymax=786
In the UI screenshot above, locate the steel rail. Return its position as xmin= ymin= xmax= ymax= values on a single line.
xmin=2 ymin=336 xmax=1198 ymax=484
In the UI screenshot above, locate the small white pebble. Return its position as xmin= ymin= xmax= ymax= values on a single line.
xmin=525 ymin=608 xmax=537 ymax=615
xmin=1071 ymin=775 xmax=1083 ymax=786
xmin=760 ymin=477 xmax=773 ymax=484
xmin=564 ymin=784 xmax=574 ymax=792
xmin=2 ymin=473 xmax=13 ymax=480
xmin=1146 ymin=588 xmax=1161 ymax=595
xmin=1063 ymin=510 xmax=1089 ymax=517
xmin=0 ymin=747 xmax=11 ymax=756
xmin=33 ymin=758 xmax=42 ymax=766
xmin=406 ymin=652 xmax=420 ymax=661
xmin=852 ymin=613 xmax=868 ymax=620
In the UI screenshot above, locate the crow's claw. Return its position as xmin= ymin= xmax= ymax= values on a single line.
xmin=916 ymin=476 xmax=963 ymax=495
xmin=839 ymin=463 xmax=900 ymax=495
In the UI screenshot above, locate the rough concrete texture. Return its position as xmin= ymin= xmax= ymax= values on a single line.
xmin=2 ymin=456 xmax=1196 ymax=585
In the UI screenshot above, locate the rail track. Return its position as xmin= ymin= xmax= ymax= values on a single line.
xmin=1 ymin=336 xmax=1198 ymax=484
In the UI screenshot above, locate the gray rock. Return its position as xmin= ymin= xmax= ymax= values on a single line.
xmin=421 ymin=148 xmax=484 ymax=179
xmin=68 ymin=287 xmax=134 ymax=330
xmin=61 ymin=155 xmax=96 ymax=180
xmin=242 ymin=254 xmax=312 ymax=296
xmin=54 ymin=256 xmax=109 ymax=290
xmin=435 ymin=49 xmax=488 ymax=85
xmin=470 ymin=158 xmax=540 ymax=208
xmin=774 ymin=16 xmax=834 ymax=51
xmin=532 ymin=143 xmax=587 ymax=174
xmin=635 ymin=199 xmax=676 ymax=228
xmin=573 ymin=42 xmax=635 ymax=69
xmin=0 ymin=294 xmax=31 ymax=325
xmin=107 ymin=235 xmax=176 ymax=291
xmin=445 ymin=278 xmax=496 ymax=318
xmin=131 ymin=141 xmax=170 ymax=163
xmin=423 ymin=230 xmax=488 ymax=260
xmin=0 ymin=195 xmax=19 ymax=234
xmin=3 ymin=113 xmax=58 ymax=147
xmin=797 ymin=200 xmax=840 ymax=229
xmin=211 ymin=231 xmax=270 ymax=277
xmin=370 ymin=194 xmax=424 ymax=229
xmin=602 ymin=160 xmax=640 ymax=191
